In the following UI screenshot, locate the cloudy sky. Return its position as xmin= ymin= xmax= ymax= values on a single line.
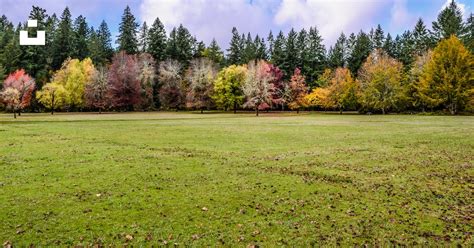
xmin=1 ymin=0 xmax=472 ymax=49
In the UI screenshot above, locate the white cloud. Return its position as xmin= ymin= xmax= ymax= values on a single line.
xmin=440 ymin=0 xmax=470 ymax=18
xmin=389 ymin=0 xmax=417 ymax=34
xmin=273 ymin=0 xmax=389 ymax=45
xmin=140 ymin=0 xmax=274 ymax=48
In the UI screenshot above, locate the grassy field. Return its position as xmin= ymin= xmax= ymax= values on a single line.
xmin=0 ymin=112 xmax=472 ymax=246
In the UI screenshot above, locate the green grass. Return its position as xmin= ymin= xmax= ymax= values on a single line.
xmin=0 ymin=112 xmax=472 ymax=246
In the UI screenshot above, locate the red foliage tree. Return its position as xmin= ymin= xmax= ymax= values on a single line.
xmin=107 ymin=51 xmax=142 ymax=110
xmin=1 ymin=69 xmax=36 ymax=118
xmin=288 ymin=68 xmax=308 ymax=113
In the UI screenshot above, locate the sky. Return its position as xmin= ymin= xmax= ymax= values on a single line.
xmin=0 ymin=0 xmax=472 ymax=49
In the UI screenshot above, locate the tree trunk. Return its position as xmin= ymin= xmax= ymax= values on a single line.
xmin=99 ymin=108 xmax=102 ymax=114
xmin=13 ymin=111 xmax=16 ymax=119
xmin=201 ymin=109 xmax=203 ymax=114
xmin=234 ymin=102 xmax=237 ymax=114
xmin=297 ymin=108 xmax=300 ymax=114
xmin=256 ymin=107 xmax=259 ymax=116
xmin=51 ymin=109 xmax=54 ymax=115
xmin=339 ymin=109 xmax=343 ymax=115
xmin=382 ymin=108 xmax=385 ymax=115
xmin=18 ymin=111 xmax=21 ymax=116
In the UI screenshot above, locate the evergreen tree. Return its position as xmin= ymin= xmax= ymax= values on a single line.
xmin=432 ymin=0 xmax=465 ymax=40
xmin=88 ymin=27 xmax=103 ymax=65
xmin=73 ymin=15 xmax=89 ymax=59
xmin=138 ymin=21 xmax=149 ymax=53
xmin=23 ymin=6 xmax=49 ymax=83
xmin=227 ymin=27 xmax=243 ymax=65
xmin=296 ymin=29 xmax=307 ymax=71
xmin=242 ymin=33 xmax=256 ymax=63
xmin=271 ymin=31 xmax=286 ymax=70
xmin=202 ymin=38 xmax=224 ymax=66
xmin=395 ymin=31 xmax=415 ymax=67
xmin=96 ymin=20 xmax=114 ymax=63
xmin=371 ymin=24 xmax=385 ymax=49
xmin=193 ymin=39 xmax=206 ymax=58
xmin=304 ymin=27 xmax=326 ymax=85
xmin=347 ymin=31 xmax=372 ymax=76
xmin=412 ymin=18 xmax=433 ymax=56
xmin=166 ymin=24 xmax=194 ymax=67
xmin=267 ymin=31 xmax=274 ymax=61
xmin=328 ymin=35 xmax=345 ymax=69
xmin=148 ymin=17 xmax=167 ymax=62
xmin=117 ymin=5 xmax=139 ymax=54
xmin=284 ymin=29 xmax=298 ymax=77
xmin=52 ymin=7 xmax=74 ymax=69
xmin=464 ymin=13 xmax=474 ymax=53
xmin=383 ymin=33 xmax=396 ymax=57
xmin=1 ymin=25 xmax=21 ymax=74
xmin=254 ymin=35 xmax=267 ymax=60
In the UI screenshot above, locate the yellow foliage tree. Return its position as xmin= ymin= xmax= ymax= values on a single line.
xmin=36 ymin=83 xmax=67 ymax=114
xmin=213 ymin=65 xmax=247 ymax=113
xmin=358 ymin=49 xmax=406 ymax=114
xmin=305 ymin=87 xmax=332 ymax=110
xmin=48 ymin=58 xmax=97 ymax=109
xmin=418 ymin=36 xmax=474 ymax=114
xmin=327 ymin=68 xmax=359 ymax=114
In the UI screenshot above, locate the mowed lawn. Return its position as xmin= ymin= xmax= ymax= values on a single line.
xmin=0 ymin=112 xmax=472 ymax=246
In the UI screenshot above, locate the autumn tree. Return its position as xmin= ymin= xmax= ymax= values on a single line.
xmin=409 ymin=50 xmax=433 ymax=111
xmin=186 ymin=58 xmax=217 ymax=112
xmin=417 ymin=36 xmax=473 ymax=114
xmin=1 ymin=69 xmax=36 ymax=118
xmin=287 ymin=68 xmax=308 ymax=113
xmin=158 ymin=59 xmax=185 ymax=110
xmin=85 ymin=66 xmax=109 ymax=113
xmin=138 ymin=53 xmax=156 ymax=109
xmin=326 ymin=68 xmax=359 ymax=113
xmin=108 ymin=51 xmax=142 ymax=110
xmin=242 ymin=60 xmax=275 ymax=116
xmin=305 ymin=87 xmax=332 ymax=110
xmin=49 ymin=58 xmax=96 ymax=109
xmin=36 ymin=82 xmax=67 ymax=114
xmin=213 ymin=65 xmax=247 ymax=112
xmin=358 ymin=49 xmax=406 ymax=114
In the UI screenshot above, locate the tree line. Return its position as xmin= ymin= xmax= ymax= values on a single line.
xmin=0 ymin=1 xmax=473 ymax=117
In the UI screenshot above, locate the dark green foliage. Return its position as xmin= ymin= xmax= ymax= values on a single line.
xmin=267 ymin=31 xmax=274 ymax=60
xmin=138 ymin=21 xmax=149 ymax=53
xmin=464 ymin=13 xmax=474 ymax=53
xmin=371 ymin=24 xmax=385 ymax=49
xmin=52 ymin=7 xmax=74 ymax=69
xmin=147 ymin=17 xmax=167 ymax=62
xmin=270 ymin=31 xmax=286 ymax=69
xmin=348 ymin=31 xmax=371 ymax=76
xmin=203 ymin=39 xmax=224 ymax=66
xmin=304 ymin=27 xmax=326 ymax=85
xmin=166 ymin=25 xmax=194 ymax=67
xmin=283 ymin=28 xmax=298 ymax=77
xmin=296 ymin=29 xmax=307 ymax=71
xmin=432 ymin=0 xmax=465 ymax=40
xmin=254 ymin=35 xmax=267 ymax=61
xmin=72 ymin=15 xmax=89 ymax=60
xmin=117 ymin=5 xmax=138 ymax=54
xmin=242 ymin=33 xmax=256 ymax=63
xmin=412 ymin=18 xmax=433 ymax=56
xmin=394 ymin=31 xmax=415 ymax=68
xmin=96 ymin=20 xmax=114 ymax=64
xmin=193 ymin=39 xmax=206 ymax=58
xmin=383 ymin=33 xmax=396 ymax=58
xmin=227 ymin=27 xmax=243 ymax=65
xmin=328 ymin=33 xmax=347 ymax=69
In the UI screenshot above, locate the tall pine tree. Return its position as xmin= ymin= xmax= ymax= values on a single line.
xmin=148 ymin=17 xmax=167 ymax=62
xmin=73 ymin=15 xmax=89 ymax=59
xmin=117 ymin=5 xmax=138 ymax=54
xmin=227 ymin=27 xmax=243 ymax=65
xmin=348 ymin=31 xmax=372 ymax=76
xmin=138 ymin=21 xmax=149 ymax=53
xmin=432 ymin=0 xmax=465 ymax=40
xmin=328 ymin=33 xmax=347 ymax=69
xmin=52 ymin=7 xmax=74 ymax=69
xmin=304 ymin=27 xmax=326 ymax=85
